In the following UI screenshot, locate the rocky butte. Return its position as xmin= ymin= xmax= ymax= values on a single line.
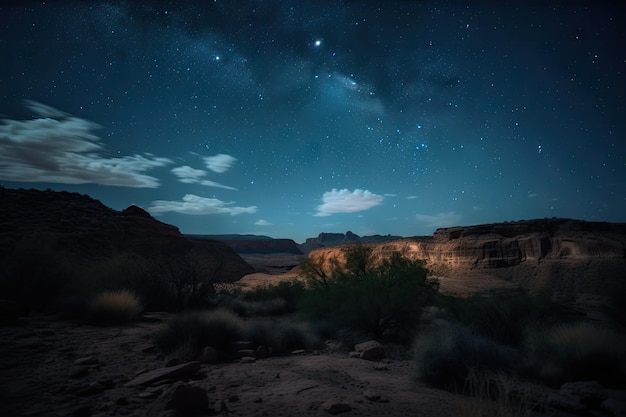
xmin=304 ymin=219 xmax=626 ymax=298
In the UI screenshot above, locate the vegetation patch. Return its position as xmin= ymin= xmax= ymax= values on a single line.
xmin=89 ymin=289 xmax=142 ymax=324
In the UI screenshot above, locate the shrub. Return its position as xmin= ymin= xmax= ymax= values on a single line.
xmin=228 ymin=298 xmax=289 ymax=317
xmin=89 ymin=290 xmax=142 ymax=324
xmin=442 ymin=289 xmax=563 ymax=347
xmin=243 ymin=318 xmax=323 ymax=355
xmin=524 ymin=321 xmax=626 ymax=387
xmin=243 ymin=280 xmax=307 ymax=314
xmin=155 ymin=309 xmax=244 ymax=359
xmin=412 ymin=323 xmax=520 ymax=390
xmin=300 ymin=249 xmax=438 ymax=339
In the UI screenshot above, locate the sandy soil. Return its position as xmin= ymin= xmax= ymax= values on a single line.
xmin=0 ymin=315 xmax=493 ymax=417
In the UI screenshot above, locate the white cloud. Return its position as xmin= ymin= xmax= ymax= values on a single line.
xmin=148 ymin=194 xmax=257 ymax=216
xmin=255 ymin=219 xmax=272 ymax=226
xmin=415 ymin=212 xmax=461 ymax=228
xmin=171 ymin=165 xmax=237 ymax=190
xmin=315 ymin=188 xmax=384 ymax=216
xmin=0 ymin=101 xmax=172 ymax=188
xmin=204 ymin=153 xmax=237 ymax=173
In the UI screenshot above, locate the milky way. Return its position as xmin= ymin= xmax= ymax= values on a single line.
xmin=1 ymin=1 xmax=624 ymax=242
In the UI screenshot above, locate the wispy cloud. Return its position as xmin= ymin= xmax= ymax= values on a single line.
xmin=0 ymin=101 xmax=171 ymax=188
xmin=204 ymin=153 xmax=237 ymax=173
xmin=255 ymin=219 xmax=272 ymax=226
xmin=415 ymin=212 xmax=461 ymax=228
xmin=315 ymin=188 xmax=384 ymax=216
xmin=171 ymin=165 xmax=237 ymax=190
xmin=148 ymin=194 xmax=257 ymax=216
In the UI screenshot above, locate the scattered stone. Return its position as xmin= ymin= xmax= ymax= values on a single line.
xmin=237 ymin=349 xmax=256 ymax=358
xmin=146 ymin=381 xmax=209 ymax=417
xmin=374 ymin=364 xmax=389 ymax=371
xmin=291 ymin=349 xmax=306 ymax=355
xmin=74 ymin=356 xmax=99 ymax=366
xmin=322 ymin=400 xmax=352 ymax=415
xmin=125 ymin=361 xmax=201 ymax=387
xmin=364 ymin=390 xmax=390 ymax=403
xmin=355 ymin=340 xmax=385 ymax=361
xmin=560 ymin=381 xmax=607 ymax=408
xmin=348 ymin=351 xmax=361 ymax=359
xmin=68 ymin=365 xmax=89 ymax=379
xmin=199 ymin=346 xmax=218 ymax=364
xmin=256 ymin=345 xmax=269 ymax=359
xmin=240 ymin=356 xmax=256 ymax=363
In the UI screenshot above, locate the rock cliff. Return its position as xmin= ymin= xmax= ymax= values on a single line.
xmin=192 ymin=236 xmax=302 ymax=254
xmin=0 ymin=187 xmax=254 ymax=284
xmin=305 ymin=219 xmax=626 ymax=296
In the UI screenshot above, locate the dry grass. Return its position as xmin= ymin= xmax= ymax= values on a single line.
xmin=457 ymin=370 xmax=548 ymax=417
xmin=89 ymin=289 xmax=142 ymax=324
xmin=525 ymin=321 xmax=626 ymax=386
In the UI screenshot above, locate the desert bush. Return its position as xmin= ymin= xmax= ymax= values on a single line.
xmin=243 ymin=280 xmax=307 ymax=314
xmin=89 ymin=290 xmax=142 ymax=324
xmin=243 ymin=317 xmax=323 ymax=355
xmin=412 ymin=323 xmax=520 ymax=390
xmin=442 ymin=289 xmax=563 ymax=347
xmin=155 ymin=309 xmax=244 ymax=359
xmin=300 ymin=249 xmax=438 ymax=339
xmin=524 ymin=321 xmax=626 ymax=387
xmin=228 ymin=297 xmax=289 ymax=317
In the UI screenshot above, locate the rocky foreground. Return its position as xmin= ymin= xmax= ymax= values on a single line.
xmin=2 ymin=314 xmax=626 ymax=417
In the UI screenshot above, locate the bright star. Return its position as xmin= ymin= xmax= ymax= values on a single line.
xmin=314 ymin=39 xmax=322 ymax=47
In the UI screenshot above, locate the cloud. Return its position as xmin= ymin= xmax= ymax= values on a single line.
xmin=204 ymin=153 xmax=237 ymax=173
xmin=148 ymin=194 xmax=257 ymax=216
xmin=315 ymin=188 xmax=384 ymax=216
xmin=527 ymin=193 xmax=537 ymax=198
xmin=0 ymin=101 xmax=172 ymax=188
xmin=171 ymin=165 xmax=237 ymax=190
xmin=415 ymin=212 xmax=461 ymax=228
xmin=255 ymin=219 xmax=272 ymax=226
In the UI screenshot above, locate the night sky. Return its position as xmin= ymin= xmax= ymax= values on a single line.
xmin=1 ymin=1 xmax=625 ymax=243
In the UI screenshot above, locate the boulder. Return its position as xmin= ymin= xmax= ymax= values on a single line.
xmin=126 ymin=361 xmax=201 ymax=387
xmin=146 ymin=381 xmax=209 ymax=417
xmin=322 ymin=399 xmax=352 ymax=415
xmin=560 ymin=381 xmax=607 ymax=408
xmin=355 ymin=340 xmax=385 ymax=361
xmin=199 ymin=346 xmax=218 ymax=364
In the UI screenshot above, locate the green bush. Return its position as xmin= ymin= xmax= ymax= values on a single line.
xmin=228 ymin=298 xmax=289 ymax=317
xmin=412 ymin=323 xmax=520 ymax=390
xmin=89 ymin=289 xmax=142 ymax=324
xmin=155 ymin=309 xmax=244 ymax=360
xmin=524 ymin=321 xmax=626 ymax=387
xmin=441 ymin=289 xmax=564 ymax=348
xmin=243 ymin=280 xmax=307 ymax=313
xmin=300 ymin=248 xmax=438 ymax=339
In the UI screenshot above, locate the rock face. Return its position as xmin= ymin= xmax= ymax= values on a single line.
xmin=0 ymin=188 xmax=255 ymax=309
xmin=300 ymin=231 xmax=402 ymax=253
xmin=201 ymin=237 xmax=303 ymax=255
xmin=306 ymin=219 xmax=626 ymax=296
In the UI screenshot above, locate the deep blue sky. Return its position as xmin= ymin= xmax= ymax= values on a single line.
xmin=1 ymin=1 xmax=624 ymax=243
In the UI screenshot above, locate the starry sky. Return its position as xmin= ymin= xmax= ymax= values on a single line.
xmin=1 ymin=1 xmax=625 ymax=243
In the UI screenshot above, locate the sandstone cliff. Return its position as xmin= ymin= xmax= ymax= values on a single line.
xmin=305 ymin=219 xmax=626 ymax=296
xmin=192 ymin=235 xmax=302 ymax=255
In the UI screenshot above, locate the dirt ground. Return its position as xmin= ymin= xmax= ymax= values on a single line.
xmin=0 ymin=314 xmax=515 ymax=417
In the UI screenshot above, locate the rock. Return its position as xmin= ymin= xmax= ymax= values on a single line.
xmin=240 ymin=356 xmax=256 ymax=363
xmin=256 ymin=345 xmax=269 ymax=358
xmin=364 ymin=390 xmax=390 ymax=403
xmin=355 ymin=340 xmax=385 ymax=361
xmin=602 ymin=398 xmax=626 ymax=417
xmin=232 ymin=341 xmax=253 ymax=350
xmin=68 ymin=365 xmax=89 ymax=379
xmin=322 ymin=400 xmax=352 ymax=415
xmin=560 ymin=381 xmax=607 ymax=408
xmin=291 ymin=349 xmax=306 ymax=355
xmin=199 ymin=346 xmax=218 ymax=364
xmin=348 ymin=351 xmax=361 ymax=359
xmin=146 ymin=381 xmax=209 ymax=417
xmin=237 ymin=349 xmax=256 ymax=358
xmin=74 ymin=356 xmax=99 ymax=366
xmin=547 ymin=392 xmax=589 ymax=415
xmin=125 ymin=361 xmax=201 ymax=387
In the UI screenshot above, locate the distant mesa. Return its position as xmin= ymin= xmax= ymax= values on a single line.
xmin=299 ymin=230 xmax=402 ymax=253
xmin=191 ymin=234 xmax=303 ymax=255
